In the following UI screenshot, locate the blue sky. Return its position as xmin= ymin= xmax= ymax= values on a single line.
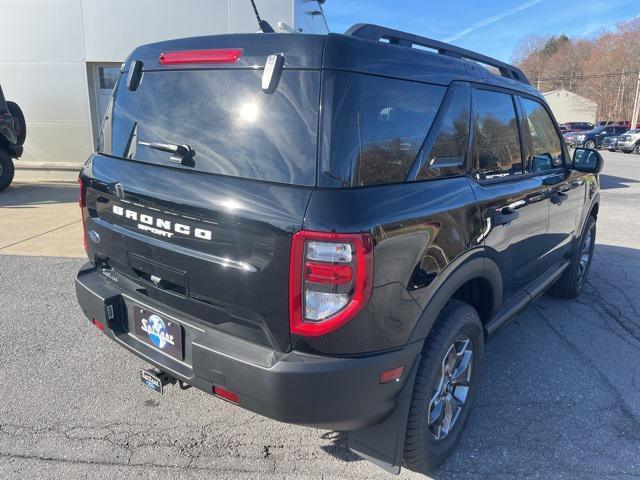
xmin=322 ymin=0 xmax=640 ymax=62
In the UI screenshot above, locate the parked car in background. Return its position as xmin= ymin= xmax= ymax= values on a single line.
xmin=617 ymin=129 xmax=640 ymax=154
xmin=563 ymin=131 xmax=580 ymax=146
xmin=602 ymin=135 xmax=619 ymax=152
xmin=594 ymin=120 xmax=640 ymax=129
xmin=0 ymin=85 xmax=26 ymax=192
xmin=614 ymin=121 xmax=640 ymax=130
xmin=561 ymin=122 xmax=593 ymax=133
xmin=572 ymin=125 xmax=628 ymax=149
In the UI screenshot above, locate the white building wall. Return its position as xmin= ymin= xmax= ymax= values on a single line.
xmin=543 ymin=89 xmax=598 ymax=125
xmin=0 ymin=0 xmax=307 ymax=168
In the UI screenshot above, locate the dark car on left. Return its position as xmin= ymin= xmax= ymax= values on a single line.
xmin=0 ymin=85 xmax=26 ymax=191
xmin=601 ymin=135 xmax=618 ymax=152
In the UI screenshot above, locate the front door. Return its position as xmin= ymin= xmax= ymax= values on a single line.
xmin=518 ymin=97 xmax=586 ymax=269
xmin=469 ymin=88 xmax=550 ymax=303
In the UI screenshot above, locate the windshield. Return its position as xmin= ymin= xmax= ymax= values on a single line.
xmin=99 ymin=69 xmax=320 ymax=186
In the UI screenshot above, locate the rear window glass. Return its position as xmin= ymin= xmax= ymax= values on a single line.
xmin=100 ymin=69 xmax=320 ymax=186
xmin=320 ymin=72 xmax=445 ymax=187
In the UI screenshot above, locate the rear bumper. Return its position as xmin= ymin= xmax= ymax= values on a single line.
xmin=75 ymin=264 xmax=422 ymax=430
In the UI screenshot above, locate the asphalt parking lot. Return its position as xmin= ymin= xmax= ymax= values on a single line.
xmin=1 ymin=151 xmax=639 ymax=479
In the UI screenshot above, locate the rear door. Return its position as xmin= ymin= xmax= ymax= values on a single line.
xmin=468 ymin=88 xmax=550 ymax=303
xmin=82 ymin=36 xmax=324 ymax=352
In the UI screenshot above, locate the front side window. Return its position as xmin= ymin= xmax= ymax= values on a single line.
xmin=320 ymin=72 xmax=445 ymax=187
xmin=473 ymin=90 xmax=522 ymax=180
xmin=520 ymin=98 xmax=564 ymax=172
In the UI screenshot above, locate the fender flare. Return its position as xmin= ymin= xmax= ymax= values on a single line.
xmin=408 ymin=249 xmax=502 ymax=343
xmin=348 ymin=249 xmax=503 ymax=473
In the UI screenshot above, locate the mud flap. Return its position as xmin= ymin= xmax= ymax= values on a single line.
xmin=348 ymin=357 xmax=420 ymax=475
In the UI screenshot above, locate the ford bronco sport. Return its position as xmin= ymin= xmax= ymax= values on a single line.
xmin=75 ymin=24 xmax=602 ymax=474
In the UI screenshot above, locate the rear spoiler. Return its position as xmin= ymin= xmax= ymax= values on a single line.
xmin=122 ymin=33 xmax=325 ymax=72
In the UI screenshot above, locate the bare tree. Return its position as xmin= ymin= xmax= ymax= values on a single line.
xmin=513 ymin=19 xmax=640 ymax=122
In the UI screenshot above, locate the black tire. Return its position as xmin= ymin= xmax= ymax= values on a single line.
xmin=0 ymin=149 xmax=15 ymax=192
xmin=7 ymin=101 xmax=26 ymax=146
xmin=634 ymin=143 xmax=640 ymax=155
xmin=548 ymin=215 xmax=596 ymax=299
xmin=584 ymin=139 xmax=596 ymax=150
xmin=623 ymin=150 xmax=632 ymax=154
xmin=403 ymin=300 xmax=484 ymax=473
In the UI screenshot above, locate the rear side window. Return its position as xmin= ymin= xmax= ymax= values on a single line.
xmin=520 ymin=97 xmax=564 ymax=172
xmin=416 ymin=85 xmax=470 ymax=181
xmin=472 ymin=90 xmax=522 ymax=180
xmin=320 ymin=72 xmax=445 ymax=187
xmin=101 ymin=69 xmax=320 ymax=186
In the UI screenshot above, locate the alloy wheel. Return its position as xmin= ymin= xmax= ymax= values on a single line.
xmin=428 ymin=336 xmax=473 ymax=441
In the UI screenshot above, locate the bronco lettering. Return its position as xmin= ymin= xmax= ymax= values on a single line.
xmin=112 ymin=205 xmax=212 ymax=240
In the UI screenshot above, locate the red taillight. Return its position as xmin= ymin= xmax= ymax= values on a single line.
xmin=213 ymin=385 xmax=239 ymax=404
xmin=289 ymin=231 xmax=374 ymax=337
xmin=380 ymin=366 xmax=405 ymax=384
xmin=304 ymin=262 xmax=353 ymax=284
xmin=92 ymin=318 xmax=105 ymax=331
xmin=78 ymin=176 xmax=88 ymax=253
xmin=159 ymin=49 xmax=243 ymax=65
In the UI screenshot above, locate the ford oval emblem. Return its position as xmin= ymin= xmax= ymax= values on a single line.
xmin=88 ymin=230 xmax=101 ymax=244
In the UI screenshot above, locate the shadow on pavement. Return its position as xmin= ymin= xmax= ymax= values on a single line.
xmin=321 ymin=244 xmax=640 ymax=478
xmin=0 ymin=182 xmax=78 ymax=207
xmin=320 ymin=431 xmax=362 ymax=462
xmin=599 ymin=174 xmax=638 ymax=190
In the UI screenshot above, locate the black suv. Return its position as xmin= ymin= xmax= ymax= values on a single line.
xmin=75 ymin=25 xmax=602 ymax=475
xmin=571 ymin=124 xmax=628 ymax=149
xmin=0 ymin=85 xmax=26 ymax=191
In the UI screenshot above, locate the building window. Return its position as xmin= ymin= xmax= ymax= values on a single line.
xmin=99 ymin=67 xmax=120 ymax=90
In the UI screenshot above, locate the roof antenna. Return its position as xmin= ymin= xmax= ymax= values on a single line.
xmin=249 ymin=0 xmax=275 ymax=33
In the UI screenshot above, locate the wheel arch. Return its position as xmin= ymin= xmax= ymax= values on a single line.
xmin=408 ymin=252 xmax=502 ymax=343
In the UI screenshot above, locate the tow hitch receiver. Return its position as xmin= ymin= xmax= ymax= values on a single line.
xmin=140 ymin=368 xmax=176 ymax=394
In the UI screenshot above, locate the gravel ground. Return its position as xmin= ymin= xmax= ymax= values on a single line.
xmin=0 ymin=151 xmax=639 ymax=479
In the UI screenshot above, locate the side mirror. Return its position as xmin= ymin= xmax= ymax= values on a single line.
xmin=572 ymin=148 xmax=603 ymax=173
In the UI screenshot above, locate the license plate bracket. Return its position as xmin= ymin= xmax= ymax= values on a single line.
xmin=133 ymin=306 xmax=184 ymax=359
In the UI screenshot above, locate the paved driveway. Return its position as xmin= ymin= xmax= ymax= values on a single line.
xmin=1 ymin=151 xmax=639 ymax=479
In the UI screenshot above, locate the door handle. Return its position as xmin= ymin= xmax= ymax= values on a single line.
xmin=492 ymin=207 xmax=520 ymax=226
xmin=551 ymin=191 xmax=568 ymax=205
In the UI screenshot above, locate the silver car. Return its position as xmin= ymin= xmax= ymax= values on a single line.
xmin=617 ymin=129 xmax=640 ymax=154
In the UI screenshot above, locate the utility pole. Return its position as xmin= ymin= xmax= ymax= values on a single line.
xmin=632 ymin=71 xmax=640 ymax=129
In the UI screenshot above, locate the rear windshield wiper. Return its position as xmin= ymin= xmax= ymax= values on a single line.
xmin=138 ymin=140 xmax=195 ymax=166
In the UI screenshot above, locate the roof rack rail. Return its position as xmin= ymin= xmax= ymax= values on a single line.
xmin=345 ymin=23 xmax=530 ymax=86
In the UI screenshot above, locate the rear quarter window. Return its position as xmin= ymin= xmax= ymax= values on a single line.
xmin=319 ymin=72 xmax=445 ymax=187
